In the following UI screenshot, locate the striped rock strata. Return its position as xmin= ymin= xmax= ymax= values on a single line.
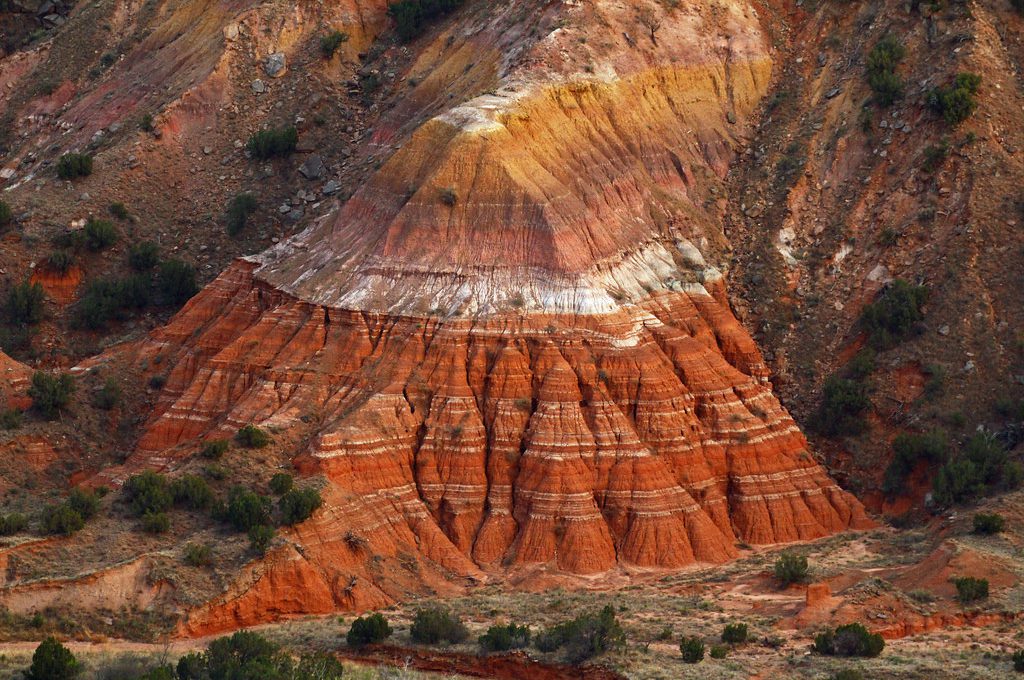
xmin=89 ymin=0 xmax=870 ymax=632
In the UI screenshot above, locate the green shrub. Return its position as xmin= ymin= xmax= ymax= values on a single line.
xmin=0 ymin=512 xmax=27 ymax=535
xmin=0 ymin=408 xmax=22 ymax=430
xmin=157 ymin=259 xmax=198 ymax=306
xmin=279 ymin=487 xmax=322 ymax=525
xmin=439 ymin=186 xmax=458 ymax=206
xmin=832 ymin=670 xmax=865 ymax=680
xmin=236 ymin=424 xmax=271 ymax=448
xmin=184 ymin=542 xmax=213 ymax=567
xmin=814 ymin=374 xmax=870 ymax=437
xmin=387 ymin=0 xmax=465 ymax=42
xmin=84 ymin=218 xmax=118 ymax=251
xmin=0 ymin=200 xmax=12 ymax=227
xmin=25 ymin=637 xmax=80 ymax=680
xmin=141 ymin=510 xmax=170 ymax=533
xmin=295 ymin=652 xmax=344 ymax=680
xmin=225 ymin=486 xmax=272 ymax=531
xmin=534 ymin=605 xmax=624 ymax=663
xmin=922 ymin=140 xmax=950 ymax=172
xmin=410 ymin=606 xmax=470 ymax=645
xmin=73 ymin=275 xmax=151 ymax=329
xmin=973 ymin=512 xmax=1005 ymax=535
xmin=93 ymin=377 xmax=121 ymax=410
xmin=201 ymin=439 xmax=229 ymax=459
xmin=882 ymin=430 xmax=948 ymax=497
xmin=479 ymin=623 xmax=531 ymax=652
xmin=813 ymin=623 xmax=884 ymax=658
xmin=932 ymin=432 xmax=1023 ymax=506
xmin=148 ymin=375 xmax=167 ymax=390
xmin=6 ymin=281 xmax=45 ymax=325
xmin=128 ymin=241 xmax=160 ymax=271
xmin=721 ymin=622 xmax=748 ymax=644
xmin=109 ymin=202 xmax=129 ymax=219
xmin=1013 ymin=649 xmax=1024 ymax=672
xmin=123 ymin=470 xmax=173 ymax=516
xmin=204 ymin=631 xmax=291 ymax=679
xmin=171 ymin=474 xmax=215 ymax=510
xmin=67 ymin=487 xmax=101 ymax=520
xmin=347 ymin=613 xmax=393 ymax=647
xmin=709 ymin=644 xmax=728 ymax=659
xmin=952 ymin=576 xmax=988 ymax=603
xmin=247 ymin=127 xmax=298 ymax=160
xmin=320 ymin=30 xmax=349 ymax=58
xmin=269 ymin=473 xmax=293 ymax=495
xmin=48 ymin=250 xmax=74 ymax=273
xmin=42 ymin=503 xmax=85 ymax=536
xmin=774 ymin=552 xmax=809 ymax=585
xmin=56 ymin=153 xmax=93 ymax=180
xmin=865 ymin=36 xmax=905 ymax=106
xmin=679 ymin=636 xmax=705 ymax=663
xmin=248 ymin=524 xmax=275 ymax=554
xmin=860 ymin=279 xmax=928 ymax=349
xmin=226 ymin=193 xmax=258 ymax=236
xmin=927 ymin=73 xmax=982 ymax=125
xmin=28 ymin=371 xmax=75 ymax=419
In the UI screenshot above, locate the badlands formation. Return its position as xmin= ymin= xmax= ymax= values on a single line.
xmin=59 ymin=0 xmax=874 ymax=632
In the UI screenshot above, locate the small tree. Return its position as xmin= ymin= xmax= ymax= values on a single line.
xmin=84 ymin=218 xmax=118 ymax=251
xmin=269 ymin=473 xmax=294 ymax=495
xmin=248 ymin=524 xmax=275 ymax=554
xmin=721 ymin=622 xmax=748 ymax=644
xmin=56 ymin=153 xmax=93 ymax=180
xmin=42 ymin=504 xmax=85 ymax=536
xmin=479 ymin=623 xmax=531 ymax=652
xmin=0 ymin=199 xmax=12 ymax=227
xmin=952 ymin=576 xmax=988 ymax=604
xmin=201 ymin=439 xmax=230 ymax=459
xmin=184 ymin=543 xmax=213 ymax=567
xmin=774 ymin=552 xmax=809 ymax=585
xmin=279 ymin=487 xmax=322 ymax=524
xmin=226 ymin=193 xmax=258 ymax=236
xmin=1013 ymin=649 xmax=1024 ymax=672
xmin=973 ymin=512 xmax=1005 ymax=535
xmin=141 ymin=510 xmax=170 ymax=534
xmin=410 ymin=606 xmax=469 ymax=645
xmin=6 ymin=281 xmax=46 ymax=325
xmin=157 ymin=259 xmax=198 ymax=305
xmin=813 ymin=623 xmax=884 ymax=658
xmin=679 ymin=636 xmax=705 ymax=663
xmin=247 ymin=127 xmax=298 ymax=160
xmin=225 ymin=486 xmax=272 ymax=531
xmin=236 ymin=424 xmax=271 ymax=448
xmin=123 ymin=470 xmax=173 ymax=516
xmin=171 ymin=474 xmax=215 ymax=510
xmin=128 ymin=241 xmax=160 ymax=271
xmin=927 ymin=73 xmax=982 ymax=125
xmin=25 ymin=637 xmax=81 ymax=680
xmin=28 ymin=372 xmax=75 ymax=419
xmin=347 ymin=613 xmax=393 ymax=647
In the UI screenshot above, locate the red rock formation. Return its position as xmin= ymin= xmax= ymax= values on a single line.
xmin=0 ymin=350 xmax=30 ymax=411
xmin=81 ymin=0 xmax=870 ymax=633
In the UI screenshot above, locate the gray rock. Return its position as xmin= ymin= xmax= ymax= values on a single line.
xmin=251 ymin=79 xmax=266 ymax=94
xmin=299 ymin=154 xmax=325 ymax=180
xmin=322 ymin=180 xmax=341 ymax=196
xmin=264 ymin=53 xmax=287 ymax=78
xmin=285 ymin=208 xmax=304 ymax=222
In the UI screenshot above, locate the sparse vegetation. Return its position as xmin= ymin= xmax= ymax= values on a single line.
xmin=171 ymin=474 xmax=215 ymax=511
xmin=48 ymin=250 xmax=74 ymax=273
xmin=0 ymin=408 xmax=22 ymax=430
xmin=410 ymin=606 xmax=470 ymax=645
xmin=42 ymin=503 xmax=85 ymax=536
xmin=184 ymin=542 xmax=213 ymax=567
xmin=248 ymin=524 xmax=275 ymax=554
xmin=387 ymin=0 xmax=466 ymax=42
xmin=865 ymin=36 xmax=905 ymax=106
xmin=320 ymin=30 xmax=349 ymax=58
xmin=236 ymin=424 xmax=271 ymax=448
xmin=347 ymin=613 xmax=393 ymax=647
xmin=56 ymin=152 xmax=93 ymax=180
xmin=0 ymin=511 xmax=28 ymax=535
xmin=439 ymin=186 xmax=458 ymax=206
xmin=247 ymin=127 xmax=298 ymax=160
xmin=922 ymin=140 xmax=950 ymax=172
xmin=141 ymin=510 xmax=170 ymax=533
xmin=226 ymin=192 xmax=258 ymax=236
xmin=927 ymin=73 xmax=982 ymax=125
xmin=1013 ymin=649 xmax=1024 ymax=672
xmin=269 ymin=473 xmax=294 ymax=495
xmin=109 ymin=202 xmax=130 ymax=219
xmin=814 ymin=373 xmax=871 ymax=437
xmin=709 ymin=644 xmax=728 ymax=659
xmin=28 ymin=371 xmax=75 ymax=419
xmin=534 ymin=605 xmax=624 ymax=663
xmin=157 ymin=259 xmax=198 ymax=306
xmin=479 ymin=623 xmax=531 ymax=652
xmin=175 ymin=630 xmax=343 ymax=679
xmin=0 ymin=200 xmax=12 ymax=228
xmin=774 ymin=552 xmax=809 ymax=586
xmin=813 ymin=623 xmax=885 ymax=658
xmin=859 ymin=279 xmax=928 ymax=350
xmin=973 ymin=512 xmax=1005 ymax=535
xmin=679 ymin=636 xmax=705 ymax=663
xmin=93 ymin=377 xmax=121 ymax=410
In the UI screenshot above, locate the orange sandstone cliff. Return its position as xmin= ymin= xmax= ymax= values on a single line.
xmin=69 ymin=0 xmax=870 ymax=634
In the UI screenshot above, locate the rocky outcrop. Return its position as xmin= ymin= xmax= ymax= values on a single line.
xmin=81 ymin=0 xmax=869 ymax=633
